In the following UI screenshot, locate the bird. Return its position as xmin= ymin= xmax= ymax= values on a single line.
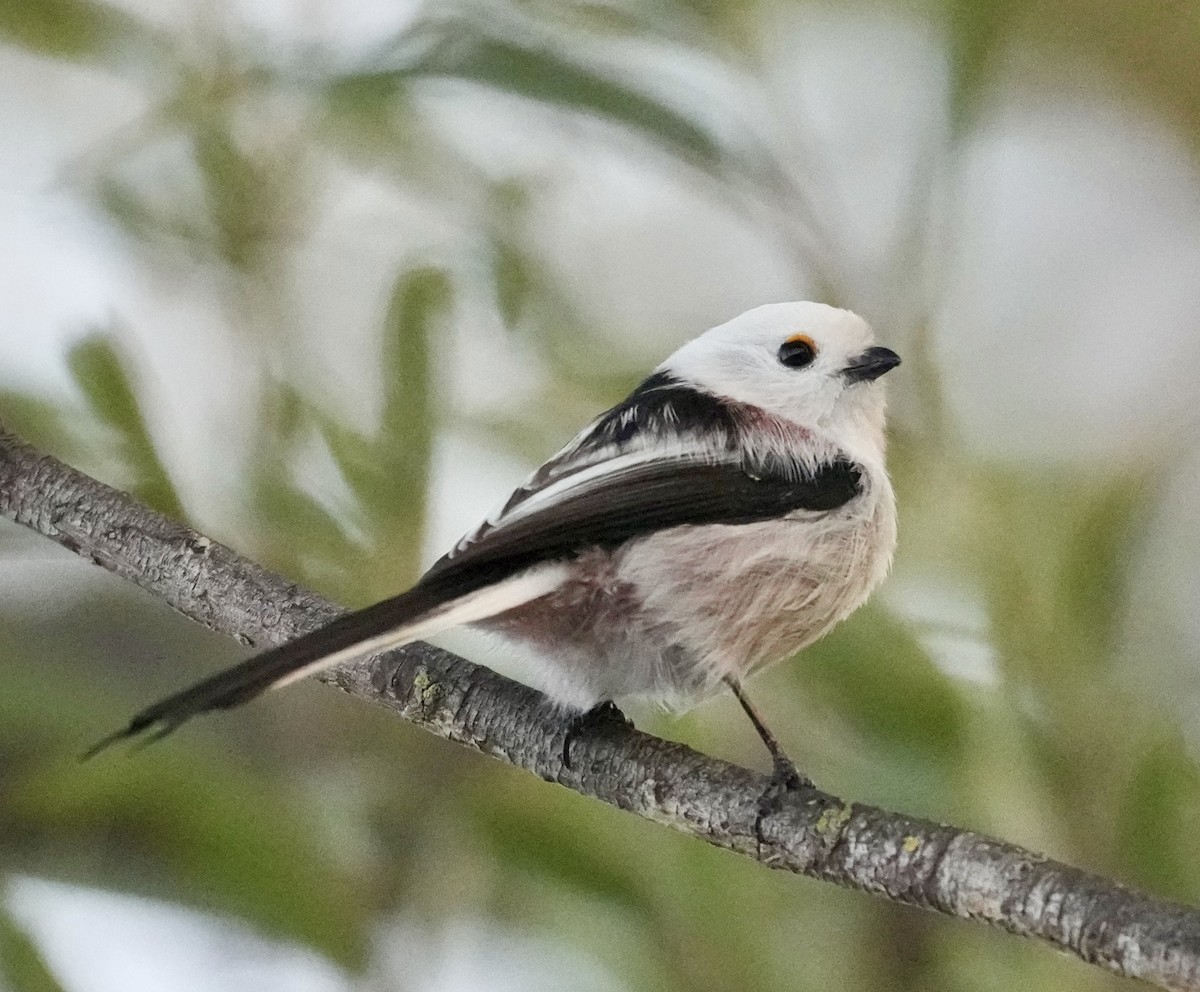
xmin=88 ymin=301 xmax=900 ymax=787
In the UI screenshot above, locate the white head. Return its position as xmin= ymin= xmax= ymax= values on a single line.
xmin=664 ymin=302 xmax=900 ymax=462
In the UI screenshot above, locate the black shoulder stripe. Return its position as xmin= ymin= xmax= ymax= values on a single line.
xmin=476 ymin=372 xmax=742 ymax=533
xmin=586 ymin=371 xmax=741 ymax=448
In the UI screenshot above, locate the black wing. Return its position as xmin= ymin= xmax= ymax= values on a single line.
xmin=420 ymin=449 xmax=862 ymax=592
xmin=424 ymin=369 xmax=862 ymax=597
xmin=457 ymin=371 xmax=744 ymax=551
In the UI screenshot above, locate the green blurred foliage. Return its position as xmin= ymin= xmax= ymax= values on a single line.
xmin=0 ymin=610 xmax=371 ymax=966
xmin=0 ymin=0 xmax=132 ymax=62
xmin=0 ymin=909 xmax=65 ymax=992
xmin=328 ymin=16 xmax=728 ymax=175
xmin=0 ymin=1 xmax=1197 ymax=991
xmin=67 ymin=334 xmax=184 ymax=519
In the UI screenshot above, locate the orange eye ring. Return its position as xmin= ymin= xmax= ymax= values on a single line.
xmin=778 ymin=334 xmax=818 ymax=369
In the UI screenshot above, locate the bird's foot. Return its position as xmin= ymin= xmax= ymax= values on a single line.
xmin=562 ymin=701 xmax=632 ymax=771
xmin=755 ymin=756 xmax=813 ymax=851
xmin=721 ymin=675 xmax=814 ymax=848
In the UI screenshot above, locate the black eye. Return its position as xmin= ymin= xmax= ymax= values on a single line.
xmin=778 ymin=336 xmax=817 ymax=369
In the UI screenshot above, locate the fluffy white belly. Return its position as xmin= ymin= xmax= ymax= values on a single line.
xmin=478 ymin=482 xmax=896 ymax=711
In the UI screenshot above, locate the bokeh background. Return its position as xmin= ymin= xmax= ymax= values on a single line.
xmin=2 ymin=0 xmax=1200 ymax=989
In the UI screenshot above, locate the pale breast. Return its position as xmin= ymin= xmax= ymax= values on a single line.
xmin=479 ymin=470 xmax=896 ymax=710
xmin=616 ymin=471 xmax=896 ymax=692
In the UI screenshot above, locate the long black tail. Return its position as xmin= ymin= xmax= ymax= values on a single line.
xmin=84 ymin=566 xmax=565 ymax=757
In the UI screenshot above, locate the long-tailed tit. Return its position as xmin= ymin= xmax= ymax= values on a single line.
xmin=90 ymin=301 xmax=900 ymax=784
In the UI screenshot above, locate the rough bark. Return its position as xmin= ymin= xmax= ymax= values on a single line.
xmin=1 ymin=426 xmax=1198 ymax=991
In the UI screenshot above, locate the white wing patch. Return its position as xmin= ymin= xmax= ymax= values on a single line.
xmin=271 ymin=564 xmax=571 ymax=689
xmin=447 ymin=435 xmax=718 ymax=561
xmin=436 ymin=372 xmax=838 ymax=568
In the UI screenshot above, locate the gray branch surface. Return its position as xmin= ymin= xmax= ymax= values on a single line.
xmin=2 ymin=426 xmax=1199 ymax=991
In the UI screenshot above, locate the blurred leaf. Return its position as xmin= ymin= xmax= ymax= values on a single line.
xmin=315 ymin=267 xmax=448 ymax=592
xmin=67 ymin=336 xmax=142 ymax=436
xmin=941 ymin=0 xmax=1200 ymax=160
xmin=0 ymin=0 xmax=128 ymax=62
xmin=0 ymin=392 xmax=82 ymax=464
xmin=965 ymin=465 xmax=1165 ymax=866
xmin=3 ymin=745 xmax=368 ymax=967
xmin=0 ymin=606 xmax=370 ymax=964
xmin=604 ymin=0 xmax=756 ymax=41
xmin=0 ymin=903 xmax=65 ymax=992
xmin=457 ymin=410 xmax=566 ymax=466
xmin=471 ymin=775 xmax=720 ymax=992
xmin=665 ymin=0 xmax=749 ymax=32
xmin=796 ymin=603 xmax=964 ymax=768
xmin=492 ymin=239 xmax=535 ymax=328
xmin=942 ymin=0 xmax=1018 ymax=132
xmin=974 ymin=466 xmax=1149 ymax=679
xmin=502 ymin=0 xmax=759 ymax=52
xmin=476 ymin=779 xmax=660 ymax=915
xmin=66 ymin=334 xmax=184 ymax=519
xmin=1118 ymin=740 xmax=1200 ymax=901
xmin=259 ymin=478 xmax=362 ymax=564
xmin=420 ymin=35 xmax=722 ymax=168
xmin=89 ymin=56 xmax=299 ymax=269
xmin=189 ymin=118 xmax=281 ymax=271
xmin=94 ymin=176 xmax=207 ymax=253
xmin=247 ymin=384 xmax=361 ymax=592
xmin=377 ymin=267 xmax=444 ymax=546
xmin=329 ymin=19 xmax=727 ymax=175
xmin=483 ymin=178 xmax=540 ymax=328
xmin=310 ymin=418 xmax=381 ymax=507
xmin=1058 ymin=470 xmax=1151 ymax=657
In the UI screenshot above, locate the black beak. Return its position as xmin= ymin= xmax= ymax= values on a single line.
xmin=843 ymin=346 xmax=901 ymax=384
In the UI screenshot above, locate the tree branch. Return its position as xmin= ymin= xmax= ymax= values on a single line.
xmin=2 ymin=426 xmax=1198 ymax=991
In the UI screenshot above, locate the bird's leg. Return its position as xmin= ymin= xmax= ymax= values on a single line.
xmin=724 ymin=676 xmax=812 ymax=844
xmin=724 ymin=676 xmax=808 ymax=789
xmin=562 ymin=700 xmax=632 ymax=770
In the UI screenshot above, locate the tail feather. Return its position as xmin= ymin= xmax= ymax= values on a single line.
xmin=86 ymin=565 xmax=568 ymax=757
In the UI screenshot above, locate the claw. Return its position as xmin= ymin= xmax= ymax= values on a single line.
xmin=562 ymin=701 xmax=631 ymax=770
xmin=754 ymin=757 xmax=812 ymax=849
